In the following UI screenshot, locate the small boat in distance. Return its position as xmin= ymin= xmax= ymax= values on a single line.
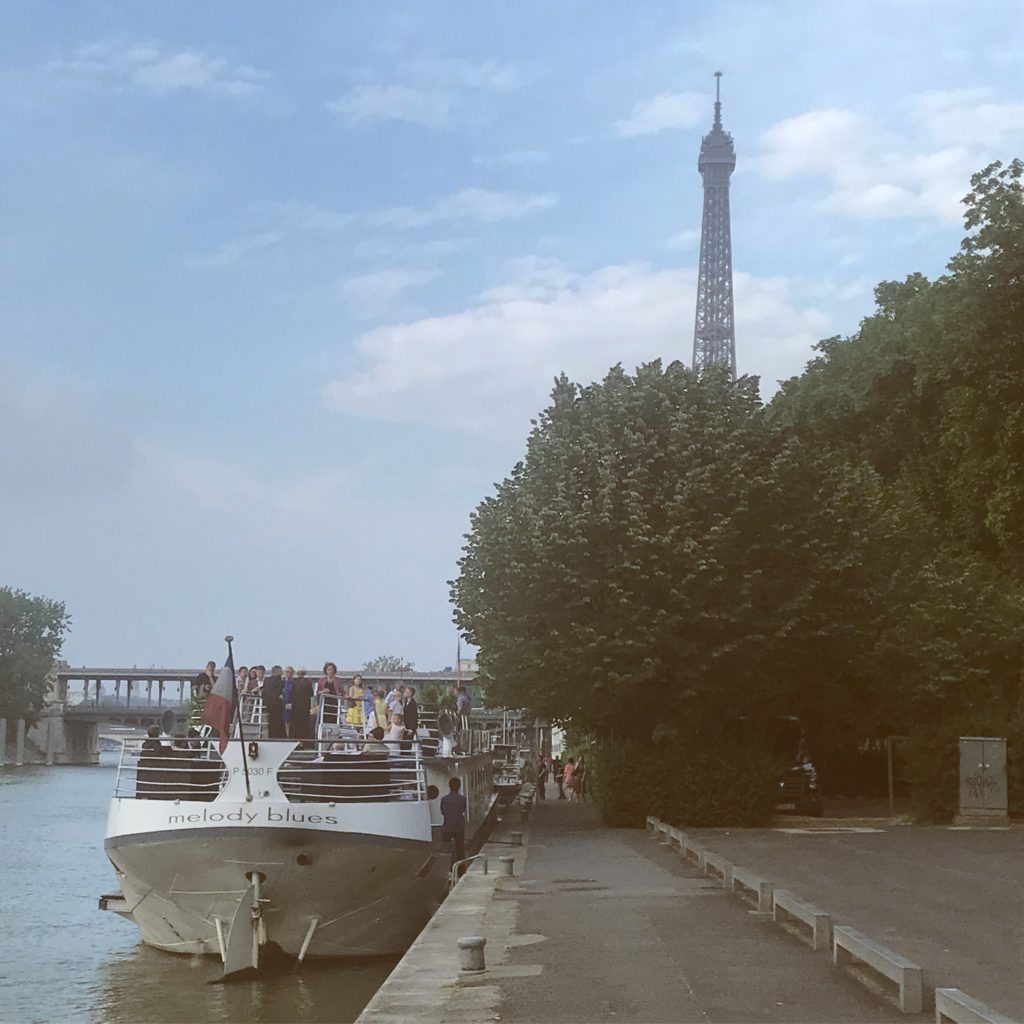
xmin=100 ymin=684 xmax=497 ymax=975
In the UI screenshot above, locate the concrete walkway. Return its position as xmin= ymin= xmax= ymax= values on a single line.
xmin=683 ymin=823 xmax=1023 ymax=1021
xmin=497 ymin=799 xmax=916 ymax=1023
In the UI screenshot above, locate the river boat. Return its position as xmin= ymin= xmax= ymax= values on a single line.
xmin=99 ymin=693 xmax=496 ymax=973
xmin=490 ymin=743 xmax=524 ymax=800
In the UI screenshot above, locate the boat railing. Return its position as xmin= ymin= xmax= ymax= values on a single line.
xmin=315 ymin=691 xmax=361 ymax=736
xmin=278 ymin=737 xmax=427 ymax=804
xmin=238 ymin=693 xmax=267 ymax=737
xmin=114 ymin=737 xmax=227 ymax=801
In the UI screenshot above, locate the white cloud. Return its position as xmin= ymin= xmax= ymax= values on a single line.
xmin=667 ymin=228 xmax=701 ymax=250
xmin=401 ymin=57 xmax=537 ymax=94
xmin=329 ymin=58 xmax=536 ymax=129
xmin=336 ymin=267 xmax=440 ymax=320
xmin=324 ymin=260 xmax=829 ymax=438
xmin=189 ymin=231 xmax=286 ymax=269
xmin=370 ymin=187 xmax=557 ymax=230
xmin=46 ymin=38 xmax=268 ymax=97
xmin=614 ymin=91 xmax=706 ymax=137
xmin=327 ymin=84 xmax=452 ymax=129
xmin=757 ymin=89 xmax=1024 ymax=222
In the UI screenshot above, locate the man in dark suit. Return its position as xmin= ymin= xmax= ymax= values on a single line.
xmin=262 ymin=666 xmax=287 ymax=739
xmin=403 ymin=686 xmax=419 ymax=734
xmin=401 ymin=686 xmax=419 ymax=753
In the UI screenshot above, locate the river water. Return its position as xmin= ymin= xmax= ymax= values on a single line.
xmin=0 ymin=755 xmax=396 ymax=1024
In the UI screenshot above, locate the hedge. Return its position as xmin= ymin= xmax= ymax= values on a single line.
xmin=591 ymin=738 xmax=779 ymax=829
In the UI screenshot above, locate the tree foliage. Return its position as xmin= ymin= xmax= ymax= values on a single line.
xmin=0 ymin=587 xmax=72 ymax=722
xmin=362 ymin=654 xmax=415 ymax=674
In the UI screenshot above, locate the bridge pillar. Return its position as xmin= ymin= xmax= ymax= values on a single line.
xmin=0 ymin=719 xmax=6 ymax=767
xmin=15 ymin=719 xmax=26 ymax=766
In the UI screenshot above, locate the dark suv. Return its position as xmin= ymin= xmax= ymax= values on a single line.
xmin=770 ymin=716 xmax=822 ymax=817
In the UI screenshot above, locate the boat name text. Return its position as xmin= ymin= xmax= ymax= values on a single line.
xmin=165 ymin=807 xmax=339 ymax=826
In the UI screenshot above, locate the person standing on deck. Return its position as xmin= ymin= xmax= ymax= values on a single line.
xmin=374 ymin=690 xmax=389 ymax=735
xmin=346 ymin=676 xmax=365 ymax=727
xmin=190 ymin=661 xmax=216 ymax=721
xmin=403 ymin=686 xmax=419 ymax=735
xmin=441 ymin=777 xmax=468 ymax=873
xmin=288 ymin=670 xmax=314 ymax=740
xmin=262 ymin=666 xmax=287 ymax=739
xmin=282 ymin=666 xmax=295 ymax=733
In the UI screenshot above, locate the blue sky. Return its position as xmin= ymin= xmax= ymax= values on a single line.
xmin=3 ymin=0 xmax=1022 ymax=670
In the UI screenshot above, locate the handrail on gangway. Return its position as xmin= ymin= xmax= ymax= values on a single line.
xmin=449 ymin=854 xmax=488 ymax=890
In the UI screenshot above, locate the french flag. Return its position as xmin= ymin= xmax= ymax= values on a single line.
xmin=203 ymin=645 xmax=237 ymax=753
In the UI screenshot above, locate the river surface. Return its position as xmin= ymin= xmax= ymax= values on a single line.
xmin=0 ymin=755 xmax=396 ymax=1023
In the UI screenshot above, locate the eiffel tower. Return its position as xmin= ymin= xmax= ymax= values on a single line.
xmin=692 ymin=72 xmax=737 ymax=376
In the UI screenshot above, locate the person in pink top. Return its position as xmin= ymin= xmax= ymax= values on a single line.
xmin=563 ymin=757 xmax=576 ymax=801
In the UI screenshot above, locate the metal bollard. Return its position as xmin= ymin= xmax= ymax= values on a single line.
xmin=498 ymin=855 xmax=515 ymax=876
xmin=458 ymin=935 xmax=486 ymax=972
xmin=509 ymin=831 xmax=523 ymax=846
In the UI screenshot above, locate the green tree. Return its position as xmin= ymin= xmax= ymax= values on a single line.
xmin=0 ymin=587 xmax=72 ymax=722
xmin=363 ymin=654 xmax=415 ymax=674
xmin=452 ymin=362 xmax=890 ymax=745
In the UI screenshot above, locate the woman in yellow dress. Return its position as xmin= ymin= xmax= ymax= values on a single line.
xmin=346 ymin=675 xmax=365 ymax=726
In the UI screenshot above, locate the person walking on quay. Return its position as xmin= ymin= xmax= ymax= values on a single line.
xmin=552 ymin=756 xmax=565 ymax=799
xmin=262 ymin=666 xmax=287 ymax=739
xmin=536 ymin=757 xmax=549 ymax=799
xmin=563 ymin=757 xmax=576 ymax=802
xmin=288 ymin=670 xmax=314 ymax=740
xmin=573 ymin=755 xmax=587 ymax=803
xmin=441 ymin=777 xmax=468 ymax=874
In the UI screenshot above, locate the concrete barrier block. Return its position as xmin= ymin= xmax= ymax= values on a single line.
xmin=935 ymin=988 xmax=1015 ymax=1024
xmin=683 ymin=837 xmax=707 ymax=870
xmin=731 ymin=866 xmax=773 ymax=914
xmin=773 ymin=889 xmax=833 ymax=951
xmin=833 ymin=925 xmax=923 ymax=1014
xmin=646 ymin=816 xmax=659 ymax=833
xmin=704 ymin=850 xmax=733 ymax=889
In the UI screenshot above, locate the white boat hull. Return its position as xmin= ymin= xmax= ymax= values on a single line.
xmin=105 ymin=823 xmax=441 ymax=957
xmin=102 ymin=744 xmax=497 ymax=960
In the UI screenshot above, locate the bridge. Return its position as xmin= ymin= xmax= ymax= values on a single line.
xmin=2 ymin=666 xmax=481 ymax=767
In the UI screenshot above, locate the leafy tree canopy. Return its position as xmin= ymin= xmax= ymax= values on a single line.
xmin=0 ymin=587 xmax=71 ymax=722
xmin=362 ymin=654 xmax=415 ymax=674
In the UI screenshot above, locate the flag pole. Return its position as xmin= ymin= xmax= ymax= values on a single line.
xmin=226 ymin=634 xmax=253 ymax=802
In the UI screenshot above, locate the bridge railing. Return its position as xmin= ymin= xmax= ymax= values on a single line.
xmin=63 ymin=677 xmax=192 ymax=709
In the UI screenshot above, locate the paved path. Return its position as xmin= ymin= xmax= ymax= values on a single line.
xmin=498 ymin=800 xmax=917 ymax=1023
xmin=684 ymin=824 xmax=1023 ymax=1021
